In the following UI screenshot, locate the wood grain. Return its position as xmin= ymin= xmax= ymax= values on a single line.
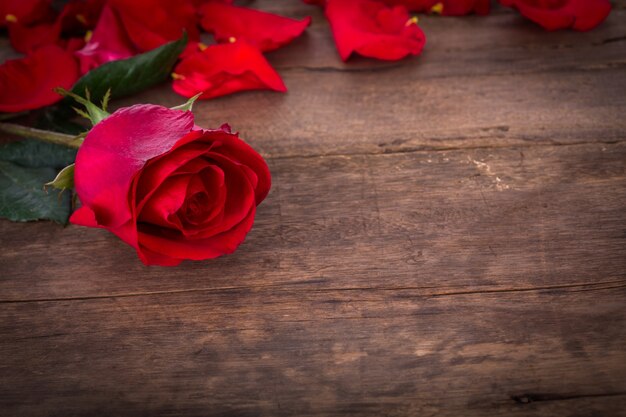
xmin=1 ymin=1 xmax=626 ymax=416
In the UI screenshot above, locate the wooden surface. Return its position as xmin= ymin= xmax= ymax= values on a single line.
xmin=1 ymin=2 xmax=626 ymax=416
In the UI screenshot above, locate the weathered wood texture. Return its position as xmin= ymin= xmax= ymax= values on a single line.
xmin=1 ymin=1 xmax=626 ymax=416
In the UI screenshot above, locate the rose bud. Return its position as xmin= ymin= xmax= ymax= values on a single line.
xmin=70 ymin=104 xmax=271 ymax=266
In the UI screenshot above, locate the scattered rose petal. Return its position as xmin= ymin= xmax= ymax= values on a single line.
xmin=381 ymin=0 xmax=489 ymax=15
xmin=7 ymin=19 xmax=61 ymax=54
xmin=0 ymin=44 xmax=79 ymax=112
xmin=108 ymin=0 xmax=200 ymax=52
xmin=199 ymin=2 xmax=311 ymax=52
xmin=59 ymin=0 xmax=105 ymax=35
xmin=499 ymin=0 xmax=611 ymax=31
xmin=75 ymin=4 xmax=138 ymax=74
xmin=325 ymin=0 xmax=426 ymax=61
xmin=0 ymin=0 xmax=53 ymax=28
xmin=172 ymin=41 xmax=287 ymax=100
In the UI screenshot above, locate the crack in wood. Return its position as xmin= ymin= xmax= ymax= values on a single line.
xmin=511 ymin=392 xmax=626 ymax=404
xmin=267 ymin=139 xmax=626 ymax=161
xmin=1 ymin=280 xmax=624 ymax=304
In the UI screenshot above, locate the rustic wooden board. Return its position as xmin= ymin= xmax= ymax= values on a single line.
xmin=2 ymin=142 xmax=626 ymax=300
xmin=1 ymin=1 xmax=625 ymax=416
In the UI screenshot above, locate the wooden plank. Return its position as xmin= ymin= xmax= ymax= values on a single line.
xmin=1 ymin=2 xmax=626 ymax=416
xmin=1 ymin=142 xmax=625 ymax=300
xmin=0 ymin=285 xmax=624 ymax=416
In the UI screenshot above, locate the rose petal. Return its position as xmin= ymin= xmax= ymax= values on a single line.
xmin=325 ymin=0 xmax=426 ymax=61
xmin=199 ymin=3 xmax=311 ymax=52
xmin=75 ymin=4 xmax=137 ymax=74
xmin=0 ymin=45 xmax=79 ymax=112
xmin=381 ymin=0 xmax=489 ymax=15
xmin=172 ymin=41 xmax=287 ymax=100
xmin=0 ymin=0 xmax=54 ymax=28
xmin=194 ymin=130 xmax=271 ymax=204
xmin=137 ymin=174 xmax=192 ymax=229
xmin=108 ymin=0 xmax=199 ymax=52
xmin=500 ymin=0 xmax=611 ymax=31
xmin=7 ymin=20 xmax=61 ymax=54
xmin=134 ymin=137 xmax=210 ymax=210
xmin=59 ymin=0 xmax=105 ymax=35
xmin=137 ymin=205 xmax=256 ymax=264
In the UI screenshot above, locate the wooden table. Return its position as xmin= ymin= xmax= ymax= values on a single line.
xmin=1 ymin=2 xmax=625 ymax=416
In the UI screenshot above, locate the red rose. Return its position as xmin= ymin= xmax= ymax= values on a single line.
xmin=172 ymin=41 xmax=287 ymax=100
xmin=199 ymin=2 xmax=311 ymax=52
xmin=70 ymin=104 xmax=271 ymax=266
xmin=325 ymin=0 xmax=426 ymax=61
xmin=499 ymin=0 xmax=611 ymax=31
xmin=0 ymin=44 xmax=78 ymax=112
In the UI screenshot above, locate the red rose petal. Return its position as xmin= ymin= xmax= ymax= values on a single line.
xmin=108 ymin=0 xmax=199 ymax=52
xmin=69 ymin=205 xmax=100 ymax=228
xmin=199 ymin=131 xmax=271 ymax=204
xmin=381 ymin=0 xmax=489 ymax=15
xmin=199 ymin=3 xmax=311 ymax=52
xmin=0 ymin=45 xmax=79 ymax=113
xmin=59 ymin=0 xmax=105 ymax=34
xmin=134 ymin=139 xmax=211 ymax=210
xmin=0 ymin=0 xmax=54 ymax=28
xmin=75 ymin=4 xmax=137 ymax=75
xmin=138 ymin=174 xmax=193 ymax=229
xmin=500 ymin=0 xmax=611 ymax=31
xmin=172 ymin=41 xmax=287 ymax=100
xmin=7 ymin=20 xmax=61 ymax=54
xmin=325 ymin=0 xmax=426 ymax=61
xmin=137 ymin=205 xmax=256 ymax=265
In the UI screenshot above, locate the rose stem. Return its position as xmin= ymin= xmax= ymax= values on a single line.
xmin=0 ymin=122 xmax=81 ymax=149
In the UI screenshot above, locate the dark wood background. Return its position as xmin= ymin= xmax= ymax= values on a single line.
xmin=1 ymin=1 xmax=626 ymax=416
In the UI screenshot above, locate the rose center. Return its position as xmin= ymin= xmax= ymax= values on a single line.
xmin=182 ymin=191 xmax=211 ymax=224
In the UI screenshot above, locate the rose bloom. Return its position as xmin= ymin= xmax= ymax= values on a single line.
xmin=71 ymin=104 xmax=271 ymax=266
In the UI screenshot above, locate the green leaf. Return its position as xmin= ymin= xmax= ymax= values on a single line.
xmin=0 ymin=160 xmax=71 ymax=224
xmin=0 ymin=139 xmax=76 ymax=169
xmin=70 ymin=32 xmax=188 ymax=104
xmin=45 ymin=163 xmax=74 ymax=190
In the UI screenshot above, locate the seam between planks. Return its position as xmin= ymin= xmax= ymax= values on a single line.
xmin=265 ymin=138 xmax=626 ymax=161
xmin=1 ymin=279 xmax=624 ymax=304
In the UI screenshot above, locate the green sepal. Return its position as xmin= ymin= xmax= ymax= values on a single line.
xmin=45 ymin=163 xmax=75 ymax=191
xmin=171 ymin=93 xmax=203 ymax=112
xmin=56 ymin=88 xmax=110 ymax=126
